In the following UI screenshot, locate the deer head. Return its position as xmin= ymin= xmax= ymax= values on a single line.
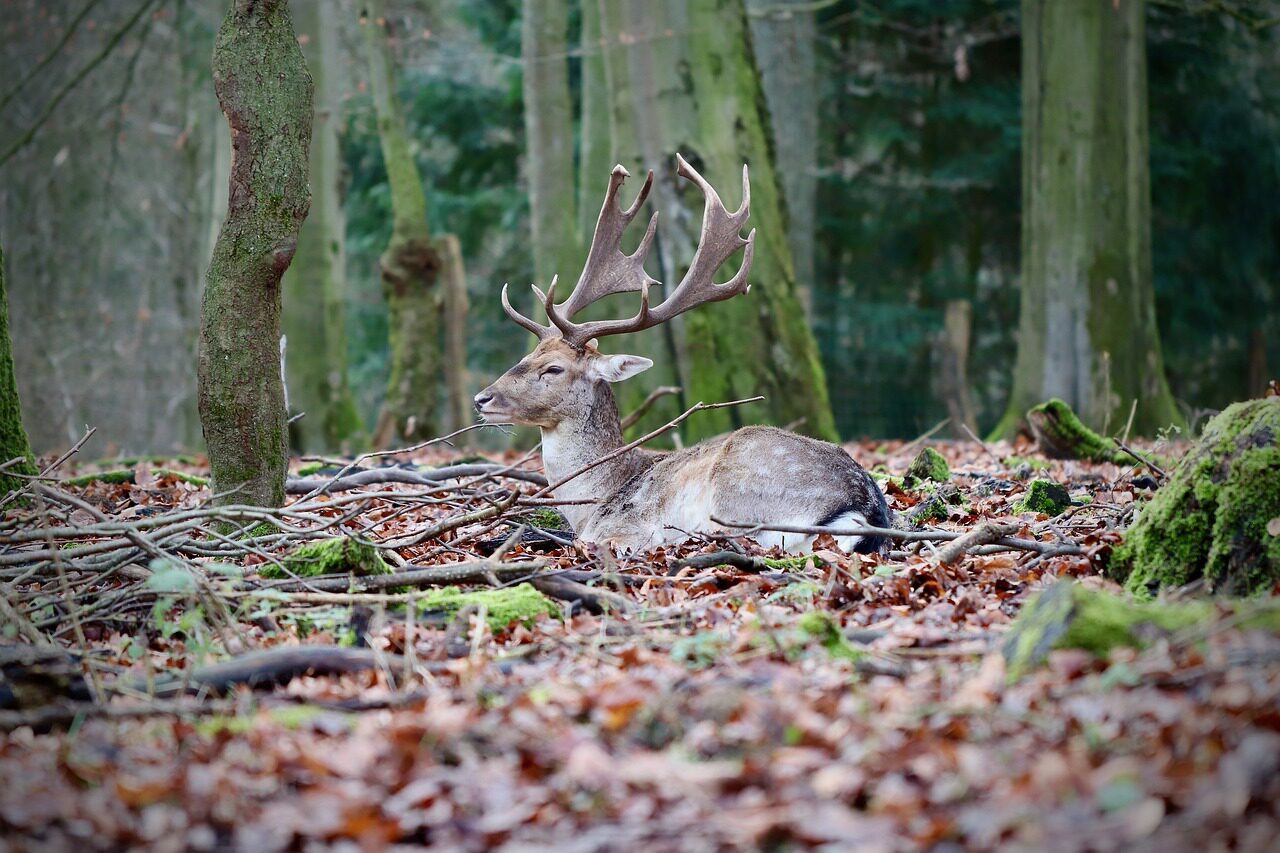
xmin=475 ymin=154 xmax=756 ymax=430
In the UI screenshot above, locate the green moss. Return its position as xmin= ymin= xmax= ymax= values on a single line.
xmin=799 ymin=611 xmax=867 ymax=663
xmin=1003 ymin=580 xmax=1280 ymax=680
xmin=519 ymin=508 xmax=571 ymax=532
xmin=1003 ymin=455 xmax=1051 ymax=471
xmin=1111 ymin=398 xmax=1280 ymax=596
xmin=0 ymin=245 xmax=36 ymax=498
xmin=1014 ymin=478 xmax=1072 ymax=516
xmin=61 ymin=468 xmax=209 ymax=488
xmin=416 ymin=583 xmax=558 ymax=632
xmin=905 ymin=446 xmax=950 ymax=484
xmin=259 ymin=536 xmax=391 ymax=580
xmin=237 ymin=521 xmax=280 ymax=540
xmin=763 ymin=554 xmax=823 ymax=571
xmin=1027 ymin=399 xmax=1136 ymax=464
xmin=294 ymin=461 xmax=331 ymax=477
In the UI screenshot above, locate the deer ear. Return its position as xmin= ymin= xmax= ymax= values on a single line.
xmin=591 ymin=353 xmax=653 ymax=383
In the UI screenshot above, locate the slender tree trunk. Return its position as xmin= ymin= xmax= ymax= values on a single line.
xmin=197 ymin=0 xmax=312 ymax=507
xmin=745 ymin=0 xmax=818 ymax=309
xmin=439 ymin=233 xmax=471 ymax=434
xmin=936 ymin=299 xmax=979 ymax=436
xmin=362 ymin=0 xmax=442 ymax=448
xmin=285 ymin=0 xmax=364 ymax=454
xmin=993 ymin=0 xmax=1181 ymax=439
xmin=578 ymin=0 xmax=611 ymax=247
xmin=522 ymin=0 xmax=580 ymax=287
xmin=0 ymin=244 xmax=36 ymax=496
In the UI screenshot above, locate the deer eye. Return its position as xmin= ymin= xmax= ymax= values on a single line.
xmin=541 ymin=365 xmax=564 ymax=377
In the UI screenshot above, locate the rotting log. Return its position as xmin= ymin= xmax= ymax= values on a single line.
xmin=197 ymin=0 xmax=313 ymax=508
xmin=1027 ymin=398 xmax=1136 ymax=464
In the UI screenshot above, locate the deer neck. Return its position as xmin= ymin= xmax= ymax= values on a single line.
xmin=539 ymin=383 xmax=640 ymax=533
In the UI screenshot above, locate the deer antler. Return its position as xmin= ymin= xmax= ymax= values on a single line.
xmin=502 ymin=155 xmax=755 ymax=349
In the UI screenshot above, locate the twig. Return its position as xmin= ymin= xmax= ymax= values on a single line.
xmin=620 ymin=385 xmax=682 ymax=430
xmin=285 ymin=462 xmax=546 ymax=494
xmin=532 ymin=396 xmax=765 ymax=500
xmin=892 ymin=417 xmax=949 ymax=460
xmin=1113 ymin=439 xmax=1167 ymax=481
xmin=264 ymin=557 xmax=550 ymax=593
xmin=0 ymin=426 xmax=97 ymax=509
xmin=957 ymin=419 xmax=1002 ymax=467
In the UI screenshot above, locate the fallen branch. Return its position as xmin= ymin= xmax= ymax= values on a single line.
xmin=285 ymin=463 xmax=546 ymax=494
xmin=711 ymin=517 xmax=1084 ymax=558
xmin=935 ymin=521 xmax=1020 ymax=565
xmin=620 ymin=385 xmax=682 ymax=430
xmin=264 ymin=557 xmax=550 ymax=593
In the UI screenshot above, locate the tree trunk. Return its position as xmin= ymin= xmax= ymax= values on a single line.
xmin=522 ymin=0 xmax=580 ymax=288
xmin=0 ymin=244 xmax=36 ymax=496
xmin=197 ymin=0 xmax=312 ymax=508
xmin=680 ymin=0 xmax=837 ymax=441
xmin=745 ymin=0 xmax=818 ymax=310
xmin=577 ymin=0 xmax=612 ymax=247
xmin=993 ymin=0 xmax=1181 ymax=440
xmin=362 ymin=0 xmax=442 ymax=448
xmin=440 ymin=233 xmax=472 ymax=434
xmin=285 ymin=0 xmax=364 ymax=454
xmin=936 ymin=299 xmax=979 ymax=437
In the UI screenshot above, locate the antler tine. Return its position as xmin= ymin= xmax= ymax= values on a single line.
xmin=552 ymin=166 xmax=659 ymax=328
xmin=501 ymin=283 xmax=555 ymax=340
xmin=640 ymin=156 xmax=754 ymax=324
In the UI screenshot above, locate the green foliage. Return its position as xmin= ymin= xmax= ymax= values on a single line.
xmin=799 ymin=611 xmax=866 ymax=663
xmin=416 ymin=582 xmax=558 ymax=632
xmin=1110 ymin=398 xmax=1280 ymax=596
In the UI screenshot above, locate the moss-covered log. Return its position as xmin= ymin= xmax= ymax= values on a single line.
xmin=1013 ymin=478 xmax=1071 ymax=517
xmin=362 ymin=0 xmax=442 ymax=448
xmin=905 ymin=446 xmax=950 ymax=485
xmin=1003 ymin=580 xmax=1280 ymax=680
xmin=0 ymin=244 xmax=35 ymax=496
xmin=1026 ymin=399 xmax=1136 ymax=464
xmin=197 ymin=0 xmax=312 ymax=508
xmin=1110 ymin=398 xmax=1280 ymax=596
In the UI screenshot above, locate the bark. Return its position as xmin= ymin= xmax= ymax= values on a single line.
xmin=440 ymin=233 xmax=472 ymax=433
xmin=745 ymin=0 xmax=818 ymax=309
xmin=363 ymin=0 xmax=442 ymax=447
xmin=284 ymin=0 xmax=365 ymax=454
xmin=197 ymin=0 xmax=313 ymax=508
xmin=677 ymin=0 xmax=837 ymax=441
xmin=522 ymin=0 xmax=581 ymax=287
xmin=994 ymin=0 xmax=1182 ymax=439
xmin=0 ymin=244 xmax=36 ymax=496
xmin=936 ymin=299 xmax=979 ymax=436
xmin=577 ymin=0 xmax=612 ymax=246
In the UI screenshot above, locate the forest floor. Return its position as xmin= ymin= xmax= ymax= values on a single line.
xmin=1 ymin=434 xmax=1278 ymax=850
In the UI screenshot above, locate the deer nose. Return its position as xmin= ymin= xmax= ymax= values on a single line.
xmin=473 ymin=392 xmax=494 ymax=412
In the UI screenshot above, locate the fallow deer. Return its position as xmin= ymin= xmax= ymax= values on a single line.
xmin=475 ymin=155 xmax=890 ymax=554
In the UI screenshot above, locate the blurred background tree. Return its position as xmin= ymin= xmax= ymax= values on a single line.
xmin=0 ymin=0 xmax=1276 ymax=456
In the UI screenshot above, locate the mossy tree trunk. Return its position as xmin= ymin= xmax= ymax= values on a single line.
xmin=993 ymin=0 xmax=1181 ymax=440
xmin=285 ymin=0 xmax=365 ymax=454
xmin=522 ymin=0 xmax=581 ymax=288
xmin=197 ymin=0 xmax=313 ymax=508
xmin=362 ymin=0 xmax=443 ymax=448
xmin=0 ymin=244 xmax=36 ymax=496
xmin=595 ymin=0 xmax=837 ymax=443
xmin=680 ymin=0 xmax=836 ymax=441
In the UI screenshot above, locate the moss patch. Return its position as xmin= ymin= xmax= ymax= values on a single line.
xmin=518 ymin=508 xmax=571 ymax=532
xmin=1027 ymin=399 xmax=1135 ymax=464
xmin=61 ymin=468 xmax=209 ymax=488
xmin=1014 ymin=479 xmax=1072 ymax=516
xmin=1110 ymin=398 xmax=1280 ymax=596
xmin=259 ymin=537 xmax=391 ymax=580
xmin=416 ymin=583 xmax=558 ymax=632
xmin=799 ymin=612 xmax=867 ymax=663
xmin=905 ymin=446 xmax=950 ymax=485
xmin=1003 ymin=580 xmax=1280 ymax=680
